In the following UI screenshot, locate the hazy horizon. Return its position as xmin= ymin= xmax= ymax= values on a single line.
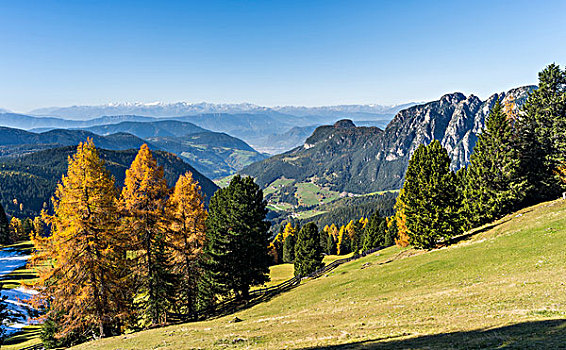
xmin=1 ymin=0 xmax=564 ymax=112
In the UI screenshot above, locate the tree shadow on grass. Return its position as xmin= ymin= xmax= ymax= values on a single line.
xmin=297 ymin=319 xmax=566 ymax=350
xmin=2 ymin=326 xmax=41 ymax=346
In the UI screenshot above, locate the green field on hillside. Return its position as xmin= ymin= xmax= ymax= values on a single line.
xmin=73 ymin=199 xmax=566 ymax=349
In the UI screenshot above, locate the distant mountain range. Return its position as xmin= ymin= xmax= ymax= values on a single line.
xmin=0 ymin=147 xmax=219 ymax=218
xmin=241 ymin=86 xmax=535 ymax=200
xmin=0 ymin=102 xmax=417 ymax=154
xmin=27 ymin=102 xmax=415 ymax=120
xmin=0 ymin=121 xmax=266 ymax=179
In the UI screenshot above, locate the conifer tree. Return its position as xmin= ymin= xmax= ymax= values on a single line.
xmin=393 ymin=189 xmax=410 ymax=247
xmin=0 ymin=203 xmax=10 ymax=245
xmin=118 ymin=144 xmax=174 ymax=326
xmin=463 ymin=101 xmax=525 ymax=227
xmin=166 ymin=172 xmax=207 ymax=317
xmin=30 ymin=139 xmax=128 ymax=338
xmin=282 ymin=233 xmax=296 ymax=263
xmin=400 ymin=141 xmax=463 ymax=249
xmin=515 ymin=64 xmax=566 ymax=204
xmin=318 ymin=227 xmax=328 ymax=253
xmin=337 ymin=225 xmax=351 ymax=255
xmin=362 ymin=212 xmax=387 ymax=251
xmin=202 ymin=175 xmax=270 ymax=300
xmin=8 ymin=217 xmax=22 ymax=243
xmin=294 ymin=223 xmax=324 ymax=277
xmin=281 ymin=222 xmax=297 ymax=262
xmin=326 ymin=233 xmax=337 ymax=255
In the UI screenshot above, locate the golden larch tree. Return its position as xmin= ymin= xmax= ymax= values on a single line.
xmin=30 ymin=139 xmax=128 ymax=338
xmin=166 ymin=172 xmax=207 ymax=316
xmin=118 ymin=144 xmax=173 ymax=326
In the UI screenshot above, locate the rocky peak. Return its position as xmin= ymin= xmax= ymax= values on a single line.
xmin=440 ymin=92 xmax=467 ymax=104
xmin=333 ymin=119 xmax=356 ymax=128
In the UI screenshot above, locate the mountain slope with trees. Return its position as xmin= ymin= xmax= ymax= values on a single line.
xmin=241 ymin=86 xmax=535 ymax=197
xmin=0 ymin=146 xmax=218 ymax=218
xmin=71 ymin=198 xmax=566 ymax=349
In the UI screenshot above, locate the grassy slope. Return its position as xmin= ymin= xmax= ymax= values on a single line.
xmin=74 ymin=199 xmax=566 ymax=349
xmin=1 ymin=241 xmax=42 ymax=350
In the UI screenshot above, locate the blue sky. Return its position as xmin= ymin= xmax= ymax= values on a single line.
xmin=1 ymin=0 xmax=565 ymax=112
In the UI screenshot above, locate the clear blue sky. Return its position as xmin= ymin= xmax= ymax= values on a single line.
xmin=1 ymin=0 xmax=565 ymax=112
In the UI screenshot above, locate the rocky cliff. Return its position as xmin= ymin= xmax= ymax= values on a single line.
xmin=241 ymin=86 xmax=536 ymax=194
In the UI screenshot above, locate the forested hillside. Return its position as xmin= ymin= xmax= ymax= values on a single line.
xmin=0 ymin=146 xmax=218 ymax=217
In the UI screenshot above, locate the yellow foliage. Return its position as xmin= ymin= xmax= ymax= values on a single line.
xmin=167 ymin=172 xmax=207 ymax=265
xmin=29 ymin=139 xmax=128 ymax=337
xmin=394 ymin=189 xmax=410 ymax=247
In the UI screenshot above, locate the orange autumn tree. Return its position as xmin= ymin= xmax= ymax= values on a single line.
xmin=30 ymin=139 xmax=129 ymax=338
xmin=394 ymin=189 xmax=410 ymax=247
xmin=118 ymin=144 xmax=174 ymax=326
xmin=166 ymin=172 xmax=207 ymax=316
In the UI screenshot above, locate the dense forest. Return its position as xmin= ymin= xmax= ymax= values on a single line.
xmin=0 ymin=146 xmax=218 ymax=218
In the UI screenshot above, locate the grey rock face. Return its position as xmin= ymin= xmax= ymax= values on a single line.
xmin=242 ymin=86 xmax=536 ymax=193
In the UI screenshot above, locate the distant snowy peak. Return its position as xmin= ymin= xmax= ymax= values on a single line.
xmin=28 ymin=101 xmax=414 ymax=120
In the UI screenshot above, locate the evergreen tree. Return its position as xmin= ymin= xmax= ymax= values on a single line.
xmin=400 ymin=140 xmax=463 ymax=249
xmin=202 ymin=175 xmax=270 ymax=300
xmin=362 ymin=212 xmax=387 ymax=251
xmin=463 ymin=101 xmax=525 ymax=227
xmin=337 ymin=225 xmax=351 ymax=255
xmin=0 ymin=203 xmax=10 ymax=245
xmin=118 ymin=144 xmax=174 ymax=326
xmin=280 ymin=222 xmax=297 ymax=263
xmin=166 ymin=172 xmax=207 ymax=317
xmin=8 ymin=217 xmax=22 ymax=243
xmin=282 ymin=233 xmax=296 ymax=263
xmin=326 ymin=234 xmax=337 ymax=255
xmin=294 ymin=223 xmax=324 ymax=277
xmin=384 ymin=216 xmax=398 ymax=247
xmin=515 ymin=64 xmax=566 ymax=204
xmin=30 ymin=139 xmax=128 ymax=338
xmin=318 ymin=227 xmax=328 ymax=254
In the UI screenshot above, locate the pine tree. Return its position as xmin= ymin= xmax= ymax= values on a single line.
xmin=166 ymin=172 xmax=207 ymax=317
xmin=337 ymin=225 xmax=351 ymax=255
xmin=280 ymin=222 xmax=297 ymax=263
xmin=0 ymin=203 xmax=10 ymax=245
xmin=318 ymin=227 xmax=328 ymax=253
xmin=118 ymin=144 xmax=174 ymax=326
xmin=8 ymin=217 xmax=22 ymax=243
xmin=515 ymin=64 xmax=566 ymax=204
xmin=282 ymin=233 xmax=296 ymax=263
xmin=294 ymin=223 xmax=324 ymax=277
xmin=202 ymin=175 xmax=270 ymax=300
xmin=400 ymin=140 xmax=463 ymax=249
xmin=362 ymin=212 xmax=387 ymax=251
xmin=29 ymin=139 xmax=128 ymax=338
xmin=463 ymin=101 xmax=525 ymax=227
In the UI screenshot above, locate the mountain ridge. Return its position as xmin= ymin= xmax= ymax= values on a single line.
xmin=241 ymin=85 xmax=536 ymax=198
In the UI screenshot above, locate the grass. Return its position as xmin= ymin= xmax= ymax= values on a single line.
xmin=295 ymin=182 xmax=341 ymax=207
xmin=0 ymin=241 xmax=36 ymax=289
xmin=263 ymin=177 xmax=295 ymax=196
xmin=1 ymin=241 xmax=42 ymax=349
xmin=2 ymin=325 xmax=42 ymax=350
xmin=73 ymin=198 xmax=566 ymax=349
xmin=253 ymin=253 xmax=358 ymax=291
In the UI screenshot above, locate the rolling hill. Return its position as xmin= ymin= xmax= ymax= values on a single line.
xmin=81 ymin=120 xmax=206 ymax=138
xmin=0 ymin=146 xmax=219 ymax=218
xmin=0 ymin=127 xmax=151 ymax=157
xmin=148 ymin=132 xmax=267 ymax=178
xmin=0 ymin=124 xmax=266 ymax=179
xmin=71 ymin=198 xmax=566 ymax=349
